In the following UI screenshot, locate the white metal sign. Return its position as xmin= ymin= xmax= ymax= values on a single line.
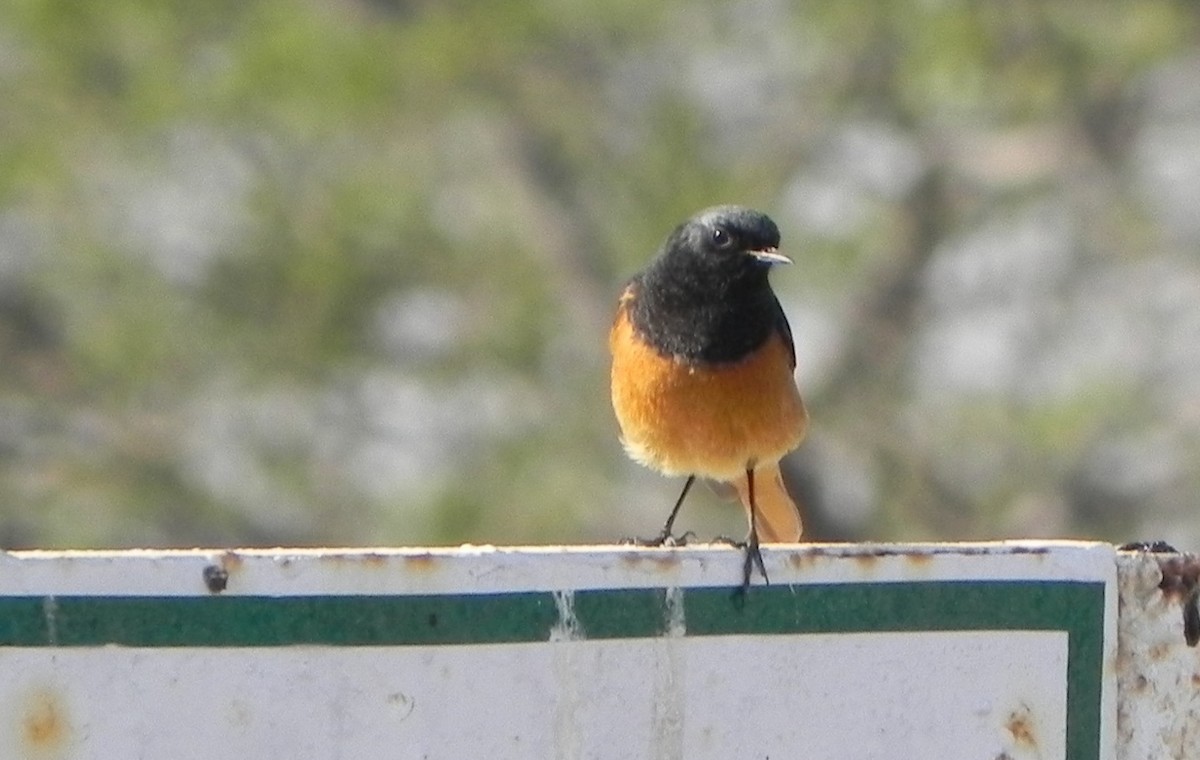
xmin=0 ymin=542 xmax=1117 ymax=759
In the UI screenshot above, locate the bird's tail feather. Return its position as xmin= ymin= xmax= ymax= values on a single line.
xmin=733 ymin=462 xmax=802 ymax=542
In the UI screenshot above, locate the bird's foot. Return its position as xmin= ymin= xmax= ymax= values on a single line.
xmin=703 ymin=535 xmax=769 ymax=585
xmin=620 ymin=530 xmax=696 ymax=548
xmin=731 ymin=534 xmax=769 ymax=607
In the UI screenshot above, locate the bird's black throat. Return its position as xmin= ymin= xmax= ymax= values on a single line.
xmin=628 ymin=257 xmax=779 ymax=365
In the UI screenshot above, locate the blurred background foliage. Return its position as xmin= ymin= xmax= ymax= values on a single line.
xmin=1 ymin=0 xmax=1198 ymax=549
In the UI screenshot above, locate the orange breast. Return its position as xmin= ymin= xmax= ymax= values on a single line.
xmin=609 ymin=306 xmax=808 ymax=481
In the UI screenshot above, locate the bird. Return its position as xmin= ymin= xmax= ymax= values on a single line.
xmin=609 ymin=205 xmax=808 ymax=591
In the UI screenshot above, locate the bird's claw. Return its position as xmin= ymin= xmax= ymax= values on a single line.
xmin=621 ymin=530 xmax=696 ymax=547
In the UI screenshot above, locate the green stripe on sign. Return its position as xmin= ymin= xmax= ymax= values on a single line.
xmin=0 ymin=581 xmax=1105 ymax=760
xmin=0 ymin=581 xmax=1103 ymax=645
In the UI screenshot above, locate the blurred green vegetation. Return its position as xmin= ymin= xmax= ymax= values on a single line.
xmin=2 ymin=0 xmax=1199 ymax=549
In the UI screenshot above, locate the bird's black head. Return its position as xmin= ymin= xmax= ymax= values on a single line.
xmin=629 ymin=206 xmax=789 ymax=363
xmin=663 ymin=205 xmax=789 ymax=273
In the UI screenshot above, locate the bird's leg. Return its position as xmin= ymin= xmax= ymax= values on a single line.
xmin=624 ymin=474 xmax=695 ymax=546
xmin=657 ymin=474 xmax=695 ymax=542
xmin=738 ymin=466 xmax=769 ymax=595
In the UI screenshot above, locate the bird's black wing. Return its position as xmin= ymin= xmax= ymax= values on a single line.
xmin=772 ymin=295 xmax=796 ymax=369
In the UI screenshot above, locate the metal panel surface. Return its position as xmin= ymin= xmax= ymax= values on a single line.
xmin=0 ymin=542 xmax=1117 ymax=760
xmin=1114 ymin=549 xmax=1200 ymax=760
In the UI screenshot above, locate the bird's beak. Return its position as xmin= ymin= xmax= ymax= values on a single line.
xmin=748 ymin=247 xmax=792 ymax=265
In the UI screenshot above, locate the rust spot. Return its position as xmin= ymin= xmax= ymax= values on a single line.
xmin=202 ymin=564 xmax=229 ymax=593
xmin=404 ymin=553 xmax=438 ymax=571
xmin=786 ymin=547 xmax=830 ymax=569
xmin=1185 ymin=597 xmax=1200 ymax=647
xmin=203 ymin=551 xmax=244 ymax=593
xmin=1148 ymin=642 xmax=1172 ymax=661
xmin=1120 ymin=540 xmax=1177 ymax=553
xmin=786 ymin=552 xmax=812 ymax=569
xmin=1005 ymin=705 xmax=1037 ymax=748
xmin=1158 ymin=554 xmax=1200 ymax=597
xmin=1191 ymin=672 xmax=1200 ymax=687
xmin=22 ymin=689 xmax=69 ymax=750
xmin=852 ymin=553 xmax=879 ymax=569
xmin=985 ymin=545 xmax=1050 ymax=557
xmin=619 ymin=552 xmax=682 ymax=572
xmin=905 ymin=552 xmax=935 ymax=566
xmin=1156 ymin=554 xmax=1200 ymax=647
xmin=324 ymin=551 xmax=389 ymax=567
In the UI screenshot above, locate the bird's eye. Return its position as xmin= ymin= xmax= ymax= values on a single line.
xmin=711 ymin=227 xmax=735 ymax=249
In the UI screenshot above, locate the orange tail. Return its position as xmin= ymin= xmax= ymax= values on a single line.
xmin=733 ymin=462 xmax=803 ymax=542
